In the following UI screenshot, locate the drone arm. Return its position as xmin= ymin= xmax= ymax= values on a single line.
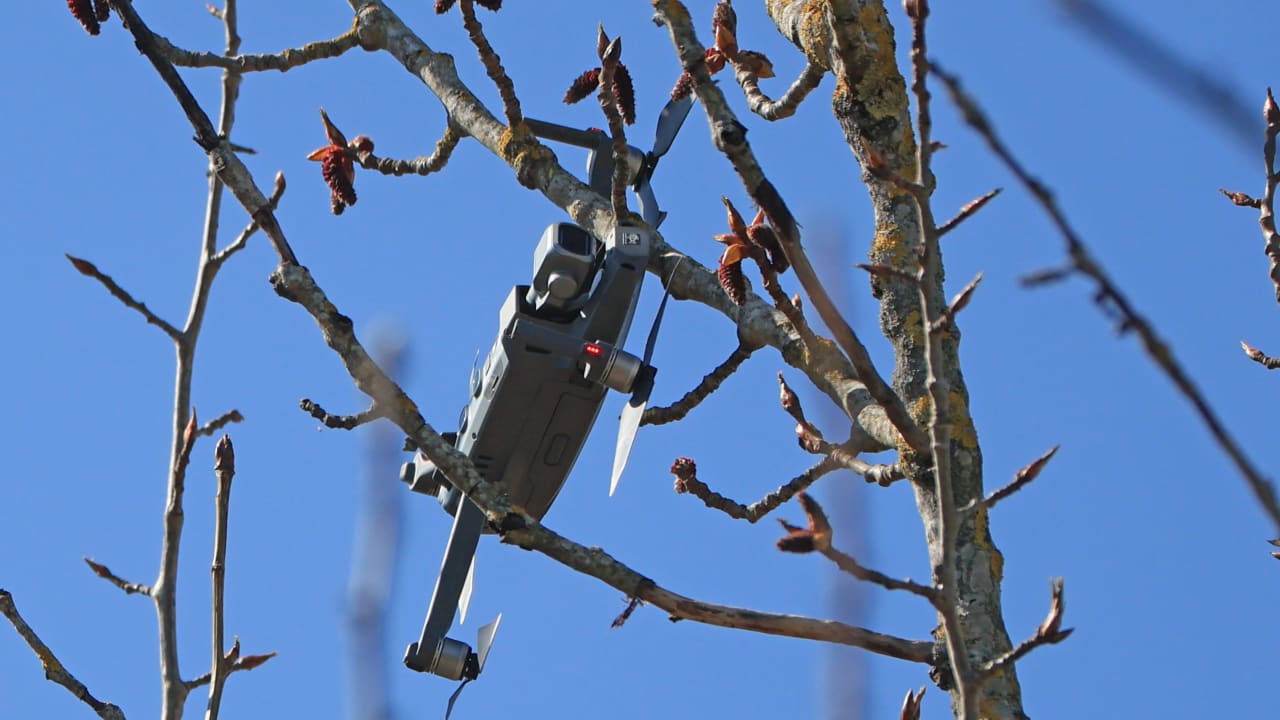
xmin=405 ymin=498 xmax=487 ymax=679
xmin=525 ymin=118 xmax=608 ymax=151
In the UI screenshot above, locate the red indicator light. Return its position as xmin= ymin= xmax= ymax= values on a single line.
xmin=583 ymin=343 xmax=604 ymax=358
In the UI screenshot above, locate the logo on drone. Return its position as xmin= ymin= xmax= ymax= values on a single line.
xmin=620 ymin=231 xmax=641 ymax=246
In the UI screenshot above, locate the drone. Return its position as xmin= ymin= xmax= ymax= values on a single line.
xmin=396 ymin=95 xmax=694 ymax=712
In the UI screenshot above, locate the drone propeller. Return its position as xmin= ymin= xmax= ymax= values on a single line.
xmin=610 ymin=259 xmax=682 ymax=495
xmin=457 ymin=557 xmax=476 ymax=625
xmin=634 ymin=96 xmax=693 ymax=228
xmin=443 ymin=614 xmax=502 ymax=720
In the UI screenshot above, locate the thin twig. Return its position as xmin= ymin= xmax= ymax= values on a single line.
xmin=1241 ymin=341 xmax=1280 ymax=369
xmin=669 ymin=455 xmax=840 ymax=523
xmin=736 ymin=60 xmax=824 ymax=121
xmin=643 ymin=343 xmax=754 ymax=425
xmin=84 ymin=558 xmax=153 ymax=597
xmin=356 ymin=124 xmax=464 ymax=177
xmin=937 ymin=188 xmax=1001 ymax=237
xmin=205 ymin=436 xmax=236 ymax=720
xmin=1257 ymin=91 xmax=1280 ymax=302
xmin=974 ymin=578 xmax=1073 ymax=685
xmin=107 ymin=0 xmax=299 ymax=266
xmin=596 ymin=32 xmax=631 ymax=222
xmin=0 ymin=590 xmax=127 ymax=720
xmin=65 ymin=255 xmax=182 ymax=341
xmin=184 ymin=644 xmax=276 ymax=691
xmin=211 ymin=172 xmax=286 ymax=268
xmin=196 ymin=410 xmax=244 ymax=438
xmin=458 ymin=0 xmax=521 ymax=127
xmin=611 ymin=596 xmax=643 ymax=628
xmin=965 ymin=445 xmax=1060 ymax=513
xmin=934 ymin=61 xmax=1280 ymax=535
xmin=155 ymin=28 xmax=359 ymax=73
xmin=774 ymin=493 xmax=937 ymax=600
xmin=905 ymin=7 xmax=976 ymax=714
xmin=299 ymin=398 xmax=383 ymax=430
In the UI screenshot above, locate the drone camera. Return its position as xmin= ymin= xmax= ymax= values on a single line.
xmin=527 ymin=223 xmax=600 ymax=313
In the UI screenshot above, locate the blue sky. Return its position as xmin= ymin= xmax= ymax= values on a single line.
xmin=4 ymin=2 xmax=1279 ymax=719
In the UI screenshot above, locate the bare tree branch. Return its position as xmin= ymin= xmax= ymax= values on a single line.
xmin=653 ymin=1 xmax=928 ymax=455
xmin=84 ymin=558 xmax=153 ymax=597
xmin=937 ymin=188 xmax=1001 ymax=238
xmin=974 ymin=578 xmax=1073 ymax=685
xmin=967 ymin=445 xmax=1060 ymax=513
xmin=356 ymin=123 xmax=465 ymax=177
xmin=0 ymin=589 xmax=127 ymax=720
xmin=643 ymin=343 xmax=755 ymax=426
xmin=457 ymin=0 xmax=522 ymax=127
xmin=196 ymin=411 xmax=244 ymax=439
xmin=1055 ymin=0 xmax=1256 ymax=152
xmin=736 ymin=60 xmax=824 ymax=121
xmin=299 ymin=398 xmax=384 ymax=430
xmin=65 ymin=254 xmax=182 ymax=342
xmin=934 ymin=61 xmax=1280 ymax=535
xmin=902 ymin=7 xmax=976 ymax=714
xmin=204 ymin=436 xmax=236 ymax=720
xmin=155 ymin=27 xmax=360 ymax=73
xmin=774 ymin=492 xmax=938 ymax=601
xmin=669 ymin=455 xmax=840 ymax=523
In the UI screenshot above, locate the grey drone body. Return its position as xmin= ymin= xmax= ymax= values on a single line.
xmin=397 ymin=97 xmax=692 ymax=692
xmin=400 ymin=221 xmax=651 ymax=680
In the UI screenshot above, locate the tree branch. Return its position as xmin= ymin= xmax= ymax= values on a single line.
xmin=84 ymin=558 xmax=153 ymax=597
xmin=0 ymin=589 xmax=127 ymax=720
xmin=735 ymin=60 xmax=824 ymax=121
xmin=643 ymin=342 xmax=755 ymax=426
xmin=204 ymin=436 xmax=235 ymax=720
xmin=155 ymin=28 xmax=360 ymax=73
xmin=195 ymin=410 xmax=244 ymax=439
xmin=356 ymin=123 xmax=464 ymax=177
xmin=654 ymin=1 xmax=928 ymax=455
xmin=669 ymin=455 xmax=840 ymax=523
xmin=299 ymin=398 xmax=384 ymax=430
xmin=65 ymin=255 xmax=182 ymax=342
xmin=934 ymin=61 xmax=1280 ymax=535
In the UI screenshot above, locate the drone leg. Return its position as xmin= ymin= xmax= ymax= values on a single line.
xmin=404 ymin=497 xmax=487 ymax=680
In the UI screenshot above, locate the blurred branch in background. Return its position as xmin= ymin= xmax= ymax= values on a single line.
xmin=346 ymin=329 xmax=407 ymax=720
xmin=1055 ymin=0 xmax=1256 ymax=153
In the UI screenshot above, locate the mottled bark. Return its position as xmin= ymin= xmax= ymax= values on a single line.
xmin=766 ymin=1 xmax=1023 ymax=717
